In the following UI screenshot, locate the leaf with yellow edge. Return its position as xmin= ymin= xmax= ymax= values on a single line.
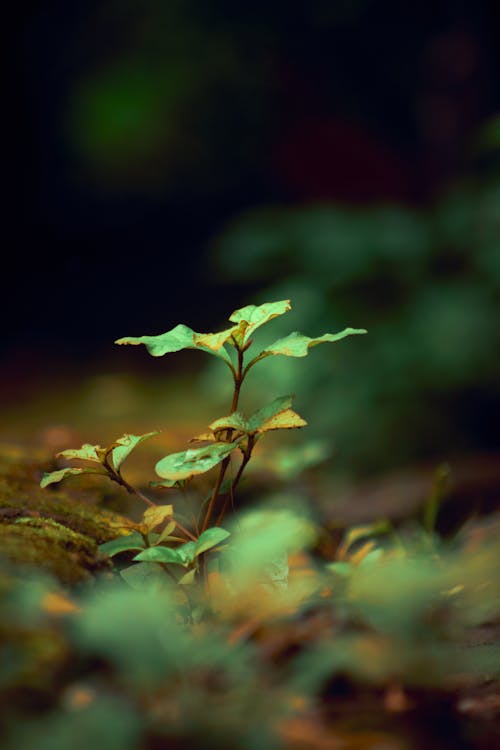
xmin=142 ymin=504 xmax=174 ymax=532
xmin=189 ymin=433 xmax=216 ymax=443
xmin=109 ymin=431 xmax=159 ymax=471
xmin=40 ymin=466 xmax=105 ymax=488
xmin=248 ymin=395 xmax=306 ymax=434
xmin=208 ymin=412 xmax=250 ymax=435
xmin=228 ymin=300 xmax=291 ymax=346
xmin=115 ymin=323 xmax=234 ymax=365
xmin=208 ymin=396 xmax=306 ymax=437
xmin=255 ymin=328 xmax=367 ymax=362
xmin=257 ymin=408 xmax=307 ymax=433
xmin=155 ymin=441 xmax=239 ymax=481
xmin=57 ymin=443 xmax=104 ymax=463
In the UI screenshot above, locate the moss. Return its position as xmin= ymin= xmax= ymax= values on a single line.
xmin=0 ymin=520 xmax=108 ymax=584
xmin=0 ymin=443 xmax=135 ymax=583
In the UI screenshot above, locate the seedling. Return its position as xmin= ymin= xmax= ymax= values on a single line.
xmin=41 ymin=300 xmax=366 ymax=593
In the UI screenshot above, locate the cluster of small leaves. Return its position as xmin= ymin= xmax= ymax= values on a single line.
xmin=100 ymin=507 xmax=230 ymax=588
xmin=40 ymin=432 xmax=159 ymax=489
xmin=40 ymin=299 xmax=366 ymax=597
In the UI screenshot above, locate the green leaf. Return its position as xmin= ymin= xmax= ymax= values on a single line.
xmin=208 ymin=412 xmax=250 ymax=435
xmin=228 ymin=299 xmax=291 ymax=346
xmin=195 ymin=527 xmax=231 ymax=556
xmin=133 ymin=546 xmax=183 ymax=565
xmin=209 ymin=396 xmax=306 ymax=437
xmin=115 ymin=323 xmax=234 ymax=364
xmin=57 ymin=443 xmax=104 ymax=463
xmin=178 ymin=569 xmax=197 ymax=585
xmin=119 ymin=562 xmax=171 ymax=591
xmin=99 ymin=532 xmax=146 ymax=557
xmin=326 ymin=561 xmax=353 ymax=577
xmin=156 ymin=520 xmax=177 ymax=543
xmin=142 ymin=504 xmax=174 ymax=532
xmin=155 ymin=441 xmax=239 ymax=481
xmin=176 ymin=541 xmax=197 ymax=565
xmin=110 ymin=431 xmax=159 ymax=471
xmin=256 ymin=328 xmax=367 ymax=360
xmin=248 ymin=395 xmax=307 ymax=433
xmin=40 ymin=466 xmax=105 ymax=488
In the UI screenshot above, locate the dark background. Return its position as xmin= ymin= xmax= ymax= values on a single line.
xmin=8 ymin=1 xmax=499 ymax=361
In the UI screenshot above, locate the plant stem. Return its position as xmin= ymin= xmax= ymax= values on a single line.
xmin=200 ymin=344 xmax=245 ymax=533
xmin=104 ymin=455 xmax=198 ymax=541
xmin=215 ymin=436 xmax=254 ymax=526
xmin=112 ymin=470 xmax=157 ymax=507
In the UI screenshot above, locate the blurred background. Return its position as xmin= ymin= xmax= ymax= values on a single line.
xmin=4 ymin=0 xmax=500 ymax=479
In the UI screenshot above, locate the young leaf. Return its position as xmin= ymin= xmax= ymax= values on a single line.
xmin=178 ymin=569 xmax=197 ymax=585
xmin=155 ymin=441 xmax=239 ymax=481
xmin=57 ymin=443 xmax=104 ymax=463
xmin=228 ymin=300 xmax=291 ymax=346
xmin=156 ymin=520 xmax=177 ymax=543
xmin=256 ymin=408 xmax=307 ymax=433
xmin=115 ymin=323 xmax=234 ymax=365
xmin=209 ymin=396 xmax=307 ymax=437
xmin=176 ymin=541 xmax=197 ymax=565
xmin=195 ymin=527 xmax=231 ymax=556
xmin=142 ymin=504 xmax=174 ymax=532
xmin=248 ymin=395 xmax=294 ymax=429
xmin=208 ymin=412 xmax=251 ymax=435
xmin=255 ymin=328 xmax=367 ymax=361
xmin=188 ymin=432 xmax=216 ymax=443
xmin=99 ymin=532 xmax=146 ymax=557
xmin=40 ymin=466 xmax=105 ymax=488
xmin=248 ymin=395 xmax=307 ymax=433
xmin=109 ymin=431 xmax=159 ymax=471
xmin=133 ymin=546 xmax=183 ymax=565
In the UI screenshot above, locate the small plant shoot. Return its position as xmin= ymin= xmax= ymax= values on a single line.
xmin=41 ymin=300 xmax=366 ymax=597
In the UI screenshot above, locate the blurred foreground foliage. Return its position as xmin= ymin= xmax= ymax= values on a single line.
xmin=1 ymin=495 xmax=499 ymax=749
xmin=210 ymin=177 xmax=500 ymax=473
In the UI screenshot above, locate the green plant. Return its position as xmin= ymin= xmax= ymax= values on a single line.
xmin=41 ymin=300 xmax=366 ymax=596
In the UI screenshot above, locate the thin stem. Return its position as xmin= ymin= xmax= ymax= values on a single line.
xmin=215 ymin=436 xmax=254 ymax=526
xmin=181 ymin=484 xmax=200 ymax=537
xmin=200 ymin=342 xmax=245 ymax=533
xmin=200 ymin=455 xmax=231 ymax=533
xmin=112 ymin=470 xmax=157 ymax=508
xmin=170 ymin=516 xmax=197 ymax=542
xmin=102 ymin=452 xmax=156 ymax=507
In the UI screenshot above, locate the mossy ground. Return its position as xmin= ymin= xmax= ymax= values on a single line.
xmin=0 ymin=443 xmax=134 ymax=584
